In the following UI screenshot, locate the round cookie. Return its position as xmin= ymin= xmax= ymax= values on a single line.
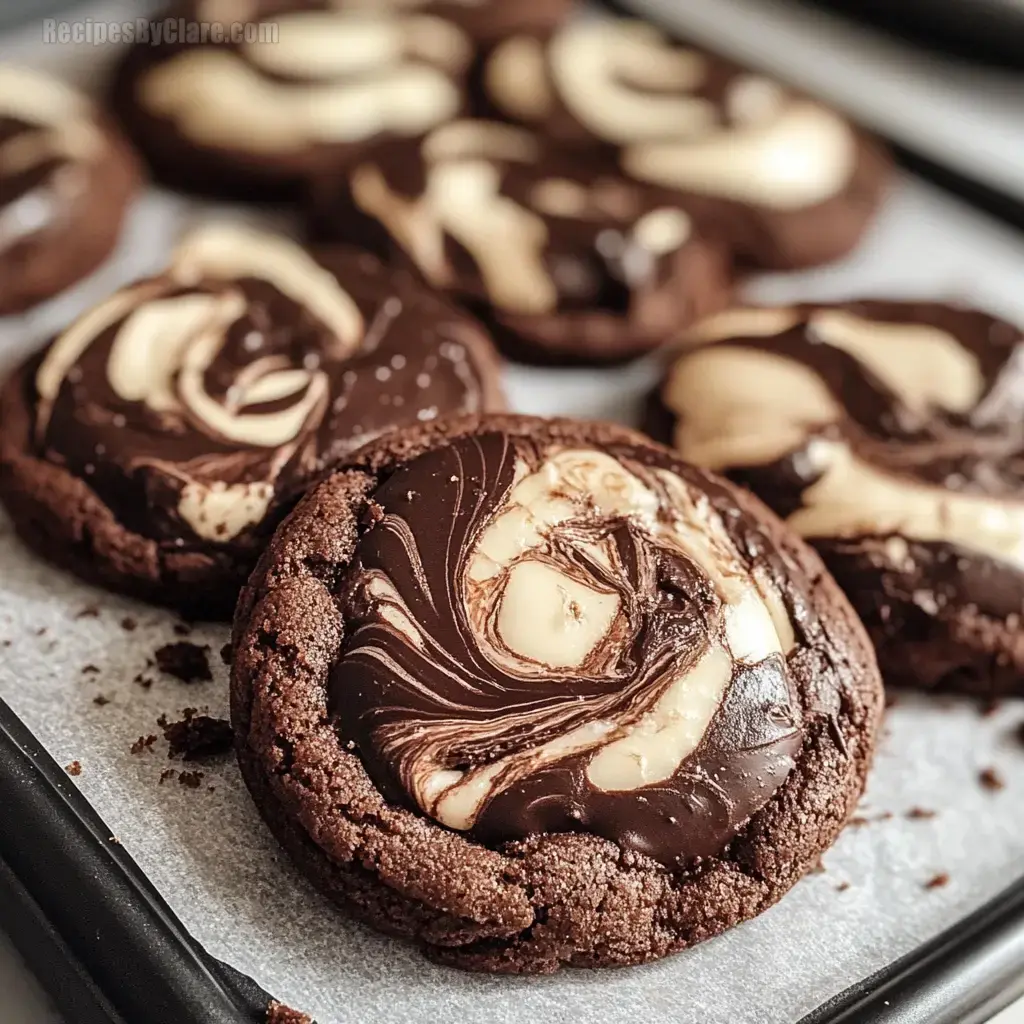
xmin=110 ymin=1 xmax=479 ymax=199
xmin=231 ymin=413 xmax=882 ymax=973
xmin=0 ymin=67 xmax=140 ymax=315
xmin=650 ymin=301 xmax=1024 ymax=696
xmin=307 ymin=119 xmax=733 ymax=364
xmin=480 ymin=19 xmax=891 ymax=270
xmin=0 ymin=225 xmax=504 ymax=619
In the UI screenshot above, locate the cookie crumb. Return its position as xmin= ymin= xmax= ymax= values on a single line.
xmin=906 ymin=807 xmax=936 ymax=820
xmin=178 ymin=770 xmax=204 ymax=790
xmin=159 ymin=768 xmax=177 ymax=784
xmin=120 ymin=616 xmax=138 ymax=632
xmin=92 ymin=695 xmax=110 ymax=706
xmin=133 ymin=672 xmax=153 ymax=689
xmin=130 ymin=735 xmax=158 ymax=755
xmin=220 ymin=642 xmax=233 ymax=666
xmin=74 ymin=605 xmax=100 ymax=619
xmin=835 ymin=882 xmax=850 ymax=892
xmin=35 ymin=627 xmax=47 ymax=637
xmin=0 ymin=639 xmax=9 ymax=648
xmin=979 ymin=767 xmax=1005 ymax=791
xmin=161 ymin=709 xmax=233 ymax=761
xmin=81 ymin=664 xmax=100 ymax=675
xmin=65 ymin=760 xmax=82 ymax=776
xmin=925 ymin=873 xmax=949 ymax=890
xmin=154 ymin=642 xmax=212 ymax=683
xmin=267 ymin=1001 xmax=313 ymax=1024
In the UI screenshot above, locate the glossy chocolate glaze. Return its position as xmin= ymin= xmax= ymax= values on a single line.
xmin=328 ymin=432 xmax=826 ymax=866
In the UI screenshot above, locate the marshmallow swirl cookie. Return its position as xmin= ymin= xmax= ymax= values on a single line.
xmin=110 ymin=0 xmax=495 ymax=198
xmin=651 ymin=301 xmax=1024 ymax=696
xmin=0 ymin=226 xmax=503 ymax=619
xmin=231 ymin=414 xmax=882 ymax=972
xmin=309 ymin=119 xmax=732 ymax=363
xmin=481 ymin=19 xmax=890 ymax=270
xmin=0 ymin=67 xmax=139 ymax=315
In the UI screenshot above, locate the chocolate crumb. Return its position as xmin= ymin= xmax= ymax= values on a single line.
xmin=220 ymin=642 xmax=233 ymax=666
xmin=133 ymin=673 xmax=153 ymax=689
xmin=35 ymin=627 xmax=47 ymax=637
xmin=979 ymin=768 xmax=1005 ymax=791
xmin=173 ymin=622 xmax=192 ymax=637
xmin=130 ymin=734 xmax=157 ymax=755
xmin=925 ymin=873 xmax=950 ymax=890
xmin=154 ymin=642 xmax=212 ymax=683
xmin=161 ymin=708 xmax=233 ymax=761
xmin=906 ymin=807 xmax=936 ymax=820
xmin=848 ymin=811 xmax=892 ymax=828
xmin=120 ymin=616 xmax=138 ymax=632
xmin=267 ymin=1001 xmax=313 ymax=1024
xmin=159 ymin=768 xmax=177 ymax=784
xmin=178 ymin=770 xmax=204 ymax=789
xmin=835 ymin=882 xmax=850 ymax=892
xmin=65 ymin=760 xmax=82 ymax=776
xmin=92 ymin=695 xmax=110 ymax=706
xmin=74 ymin=606 xmax=100 ymax=619
xmin=0 ymin=640 xmax=9 ymax=648
xmin=81 ymin=664 xmax=100 ymax=675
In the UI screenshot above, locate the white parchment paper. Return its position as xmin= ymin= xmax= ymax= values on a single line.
xmin=4 ymin=9 xmax=1024 ymax=1021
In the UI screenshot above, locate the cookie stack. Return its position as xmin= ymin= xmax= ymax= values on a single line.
xmin=1 ymin=0 xmax=1009 ymax=981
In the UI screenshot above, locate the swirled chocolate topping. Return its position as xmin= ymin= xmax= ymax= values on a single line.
xmin=330 ymin=432 xmax=810 ymax=866
xmin=344 ymin=118 xmax=705 ymax=322
xmin=661 ymin=302 xmax=1024 ymax=614
xmin=484 ymin=20 xmax=858 ymax=212
xmin=133 ymin=1 xmax=472 ymax=159
xmin=32 ymin=225 xmax=494 ymax=546
xmin=0 ymin=68 xmax=104 ymax=253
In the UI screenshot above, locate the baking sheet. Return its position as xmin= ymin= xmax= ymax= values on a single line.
xmin=5 ymin=10 xmax=1024 ymax=1024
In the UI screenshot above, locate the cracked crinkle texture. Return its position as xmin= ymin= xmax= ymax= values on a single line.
xmin=231 ymin=415 xmax=882 ymax=973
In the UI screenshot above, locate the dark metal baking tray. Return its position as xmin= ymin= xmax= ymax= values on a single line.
xmin=5 ymin=684 xmax=1024 ymax=1024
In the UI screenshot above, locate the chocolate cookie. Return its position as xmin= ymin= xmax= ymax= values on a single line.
xmin=308 ymin=119 xmax=733 ymax=364
xmin=650 ymin=301 xmax=1024 ymax=696
xmin=231 ymin=413 xmax=882 ymax=973
xmin=480 ymin=19 xmax=891 ymax=270
xmin=0 ymin=226 xmax=504 ymax=619
xmin=110 ymin=1 xmax=480 ymax=199
xmin=0 ymin=67 xmax=140 ymax=315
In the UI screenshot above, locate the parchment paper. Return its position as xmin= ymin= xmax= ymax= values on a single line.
xmin=4 ymin=9 xmax=1024 ymax=1022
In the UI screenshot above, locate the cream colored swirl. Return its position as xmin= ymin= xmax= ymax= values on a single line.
xmin=0 ymin=67 xmax=104 ymax=173
xmin=486 ymin=20 xmax=858 ymax=211
xmin=35 ymin=224 xmax=363 ymax=541
xmin=139 ymin=12 xmax=470 ymax=154
xmin=337 ymin=435 xmax=801 ymax=858
xmin=663 ymin=305 xmax=1024 ymax=569
xmin=350 ymin=119 xmax=695 ymax=315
